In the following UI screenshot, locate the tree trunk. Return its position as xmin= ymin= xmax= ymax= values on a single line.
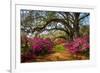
xmin=74 ymin=13 xmax=80 ymax=38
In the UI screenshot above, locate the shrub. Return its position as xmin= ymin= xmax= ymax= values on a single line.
xmin=64 ymin=35 xmax=89 ymax=54
xmin=21 ymin=50 xmax=36 ymax=63
xmin=31 ymin=37 xmax=54 ymax=56
xmin=21 ymin=35 xmax=32 ymax=54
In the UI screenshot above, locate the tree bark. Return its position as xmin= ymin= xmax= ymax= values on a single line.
xmin=74 ymin=13 xmax=80 ymax=38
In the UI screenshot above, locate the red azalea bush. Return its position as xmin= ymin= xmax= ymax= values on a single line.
xmin=64 ymin=35 xmax=89 ymax=54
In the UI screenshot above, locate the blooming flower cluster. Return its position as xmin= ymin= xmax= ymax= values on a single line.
xmin=31 ymin=37 xmax=54 ymax=56
xmin=64 ymin=35 xmax=89 ymax=54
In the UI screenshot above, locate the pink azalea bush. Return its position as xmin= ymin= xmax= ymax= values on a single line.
xmin=21 ymin=34 xmax=89 ymax=62
xmin=31 ymin=37 xmax=54 ymax=56
xmin=64 ymin=35 xmax=89 ymax=54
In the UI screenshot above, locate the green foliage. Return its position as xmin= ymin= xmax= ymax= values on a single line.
xmin=54 ymin=45 xmax=65 ymax=52
xmin=80 ymin=25 xmax=89 ymax=36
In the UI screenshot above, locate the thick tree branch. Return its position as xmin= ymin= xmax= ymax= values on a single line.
xmin=45 ymin=27 xmax=69 ymax=35
xmin=33 ymin=18 xmax=73 ymax=32
xmin=58 ymin=12 xmax=74 ymax=24
xmin=58 ymin=12 xmax=67 ymax=19
xmin=79 ymin=13 xmax=89 ymax=20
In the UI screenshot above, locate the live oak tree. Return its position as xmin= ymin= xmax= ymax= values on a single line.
xmin=21 ymin=10 xmax=89 ymax=40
